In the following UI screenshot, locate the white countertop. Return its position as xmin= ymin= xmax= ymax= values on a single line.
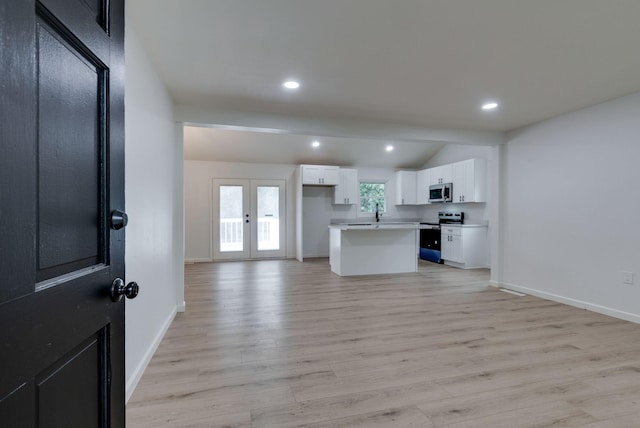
xmin=329 ymin=222 xmax=487 ymax=230
xmin=329 ymin=222 xmax=425 ymax=230
xmin=440 ymin=223 xmax=488 ymax=228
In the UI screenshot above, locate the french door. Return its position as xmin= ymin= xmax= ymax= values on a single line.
xmin=213 ymin=179 xmax=286 ymax=260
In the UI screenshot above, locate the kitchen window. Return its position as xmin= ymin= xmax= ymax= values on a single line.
xmin=359 ymin=181 xmax=386 ymax=215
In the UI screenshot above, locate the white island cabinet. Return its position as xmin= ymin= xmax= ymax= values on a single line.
xmin=329 ymin=224 xmax=419 ymax=276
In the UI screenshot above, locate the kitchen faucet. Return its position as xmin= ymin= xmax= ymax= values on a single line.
xmin=375 ymin=203 xmax=380 ymax=222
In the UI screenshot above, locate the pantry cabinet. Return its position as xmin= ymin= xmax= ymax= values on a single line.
xmin=333 ymin=168 xmax=358 ymax=204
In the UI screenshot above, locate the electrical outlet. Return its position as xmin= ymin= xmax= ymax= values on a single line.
xmin=623 ymin=271 xmax=634 ymax=285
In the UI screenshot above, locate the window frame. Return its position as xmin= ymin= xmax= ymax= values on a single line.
xmin=358 ymin=180 xmax=387 ymax=218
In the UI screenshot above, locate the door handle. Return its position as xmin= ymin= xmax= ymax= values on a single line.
xmin=110 ymin=210 xmax=128 ymax=230
xmin=111 ymin=278 xmax=139 ymax=302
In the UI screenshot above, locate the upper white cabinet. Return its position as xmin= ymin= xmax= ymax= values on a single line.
xmin=416 ymin=169 xmax=430 ymax=205
xmin=301 ymin=164 xmax=340 ymax=186
xmin=429 ymin=164 xmax=453 ymax=185
xmin=334 ymin=168 xmax=358 ymax=204
xmin=451 ymin=158 xmax=487 ymax=203
xmin=395 ymin=171 xmax=417 ymax=205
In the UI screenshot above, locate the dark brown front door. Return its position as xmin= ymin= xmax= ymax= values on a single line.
xmin=0 ymin=0 xmax=127 ymax=426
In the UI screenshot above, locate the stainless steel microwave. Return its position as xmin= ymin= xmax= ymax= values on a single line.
xmin=429 ymin=183 xmax=452 ymax=203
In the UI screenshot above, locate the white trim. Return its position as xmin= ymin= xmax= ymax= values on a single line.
xmin=499 ymin=288 xmax=526 ymax=297
xmin=126 ymin=306 xmax=177 ymax=403
xmin=495 ymin=281 xmax=640 ymax=325
xmin=177 ymin=300 xmax=186 ymax=313
xmin=184 ymin=258 xmax=213 ymax=263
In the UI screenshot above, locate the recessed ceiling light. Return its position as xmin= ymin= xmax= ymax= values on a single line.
xmin=283 ymin=80 xmax=300 ymax=90
xmin=312 ymin=141 xmax=320 ymax=148
xmin=482 ymin=102 xmax=499 ymax=111
xmin=385 ymin=145 xmax=394 ymax=152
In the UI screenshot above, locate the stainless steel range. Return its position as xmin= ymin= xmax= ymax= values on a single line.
xmin=419 ymin=212 xmax=464 ymax=263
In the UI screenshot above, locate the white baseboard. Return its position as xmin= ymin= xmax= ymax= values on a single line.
xmin=495 ymin=281 xmax=640 ymax=325
xmin=125 ymin=306 xmax=177 ymax=402
xmin=177 ymin=300 xmax=186 ymax=312
xmin=184 ymin=258 xmax=212 ymax=263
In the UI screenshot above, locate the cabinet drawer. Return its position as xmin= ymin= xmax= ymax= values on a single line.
xmin=442 ymin=227 xmax=462 ymax=236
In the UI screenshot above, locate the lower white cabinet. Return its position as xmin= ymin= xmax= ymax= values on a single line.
xmin=441 ymin=225 xmax=488 ymax=268
xmin=441 ymin=227 xmax=462 ymax=262
xmin=333 ymin=168 xmax=358 ymax=204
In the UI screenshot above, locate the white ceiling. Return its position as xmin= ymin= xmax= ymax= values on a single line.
xmin=129 ymin=0 xmax=640 ymax=166
xmin=184 ymin=126 xmax=445 ymax=168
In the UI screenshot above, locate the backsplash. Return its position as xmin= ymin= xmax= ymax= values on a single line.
xmin=419 ymin=203 xmax=489 ymax=225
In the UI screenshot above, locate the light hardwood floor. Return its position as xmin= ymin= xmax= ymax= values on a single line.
xmin=127 ymin=259 xmax=640 ymax=427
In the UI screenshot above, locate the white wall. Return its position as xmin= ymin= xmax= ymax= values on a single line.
xmin=502 ymin=91 xmax=640 ymax=322
xmin=124 ymin=24 xmax=181 ymax=400
xmin=184 ymin=160 xmax=298 ymax=261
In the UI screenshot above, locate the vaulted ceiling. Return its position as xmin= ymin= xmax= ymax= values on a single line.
xmin=129 ymin=0 xmax=640 ymax=166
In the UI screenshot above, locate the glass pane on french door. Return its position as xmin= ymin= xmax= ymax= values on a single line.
xmin=256 ymin=186 xmax=280 ymax=251
xmin=219 ymin=185 xmax=244 ymax=252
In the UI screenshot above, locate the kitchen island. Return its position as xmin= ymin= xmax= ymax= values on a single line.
xmin=329 ymin=223 xmax=422 ymax=276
